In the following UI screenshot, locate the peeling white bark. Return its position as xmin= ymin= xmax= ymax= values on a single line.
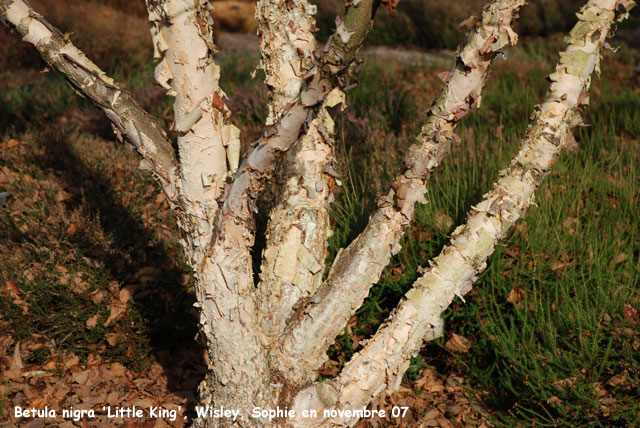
xmin=4 ymin=0 xmax=635 ymax=426
xmin=258 ymin=96 xmax=343 ymax=344
xmin=216 ymin=0 xmax=379 ymax=254
xmin=277 ymin=0 xmax=525 ymax=387
xmin=288 ymin=1 xmax=633 ymax=425
xmin=145 ymin=2 xmax=272 ymax=425
xmin=255 ymin=1 xmax=344 ymax=346
xmin=145 ymin=0 xmax=240 ymax=256
xmin=256 ymin=0 xmax=317 ymax=125
xmin=214 ymin=0 xmax=375 ymax=351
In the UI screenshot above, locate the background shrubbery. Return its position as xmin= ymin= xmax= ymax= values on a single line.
xmin=312 ymin=0 xmax=639 ymax=49
xmin=1 ymin=1 xmax=639 ymax=426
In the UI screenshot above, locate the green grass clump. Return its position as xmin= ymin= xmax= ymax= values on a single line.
xmin=326 ymin=40 xmax=639 ymax=427
xmin=0 ymin=10 xmax=638 ymax=425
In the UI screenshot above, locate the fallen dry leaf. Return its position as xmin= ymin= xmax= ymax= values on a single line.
xmin=507 ymin=285 xmax=523 ymax=304
xmin=66 ymin=223 xmax=77 ymax=236
xmin=435 ymin=213 xmax=454 ymax=231
xmin=71 ymin=369 xmax=89 ymax=385
xmin=70 ymin=273 xmax=88 ymax=294
xmin=42 ymin=356 xmax=58 ymax=371
xmin=4 ymin=280 xmax=20 ymax=298
xmin=119 ymin=284 xmax=139 ymax=304
xmin=423 ymin=408 xmax=441 ymax=420
xmin=104 ymin=300 xmax=127 ymax=326
xmin=90 ymin=288 xmax=109 ymax=304
xmin=552 ymin=376 xmax=577 ymax=392
xmin=110 ymin=362 xmax=126 ymax=377
xmin=63 ymin=354 xmax=80 ymax=369
xmin=607 ymin=370 xmax=628 ymax=387
xmin=86 ymin=314 xmax=99 ymax=329
xmin=106 ymin=333 xmax=120 ymax=346
xmin=445 ymin=333 xmax=470 ymax=353
xmin=546 ymin=395 xmax=561 ymax=405
xmin=135 ymin=266 xmax=161 ymax=284
xmin=551 ymin=261 xmax=571 ymax=271
xmin=623 ymin=304 xmax=639 ymax=324
xmin=615 ymin=253 xmax=628 ymax=264
xmin=10 ymin=341 xmax=24 ymax=370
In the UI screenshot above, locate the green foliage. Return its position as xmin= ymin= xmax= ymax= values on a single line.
xmin=1 ymin=8 xmax=638 ymax=424
xmin=326 ymin=40 xmax=640 ymax=425
xmin=0 ymin=74 xmax=80 ymax=131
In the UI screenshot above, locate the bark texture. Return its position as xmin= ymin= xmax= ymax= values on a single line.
xmin=0 ymin=0 xmax=179 ymax=203
xmin=288 ymin=1 xmax=633 ymax=425
xmin=145 ymin=0 xmax=239 ymax=256
xmin=258 ymin=100 xmax=341 ymax=344
xmin=257 ymin=0 xmax=382 ymax=383
xmin=216 ymin=0 xmax=378 ymax=258
xmin=215 ymin=0 xmax=376 ymax=352
xmin=2 ymin=0 xmax=635 ymax=426
xmin=145 ymin=1 xmax=273 ymax=425
xmin=257 ymin=0 xmax=317 ymax=126
xmin=276 ymin=0 xmax=525 ymax=387
xmin=255 ymin=1 xmax=338 ymax=345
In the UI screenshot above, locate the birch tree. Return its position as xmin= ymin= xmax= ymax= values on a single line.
xmin=0 ymin=0 xmax=635 ymax=426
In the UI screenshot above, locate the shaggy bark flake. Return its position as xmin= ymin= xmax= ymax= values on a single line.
xmin=0 ymin=0 xmax=179 ymax=203
xmin=257 ymin=0 xmax=317 ymax=125
xmin=258 ymin=94 xmax=343 ymax=344
xmin=276 ymin=0 xmax=525 ymax=388
xmin=218 ymin=0 xmax=379 ymax=242
xmin=209 ymin=0 xmax=379 ymax=352
xmin=288 ymin=1 xmax=634 ymax=425
xmin=255 ymin=1 xmax=345 ymax=344
xmin=145 ymin=2 xmax=271 ymax=425
xmin=145 ymin=0 xmax=240 ymax=256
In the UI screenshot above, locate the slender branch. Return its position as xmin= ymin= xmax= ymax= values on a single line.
xmin=0 ymin=0 xmax=179 ymax=202
xmin=325 ymin=0 xmax=380 ymax=78
xmin=276 ymin=0 xmax=525 ymax=387
xmin=288 ymin=1 xmax=635 ymax=425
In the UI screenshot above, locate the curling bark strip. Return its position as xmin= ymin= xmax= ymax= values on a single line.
xmin=145 ymin=0 xmax=240 ymax=257
xmin=0 ymin=0 xmax=179 ymax=203
xmin=258 ymin=100 xmax=342 ymax=345
xmin=209 ymin=0 xmax=377 ymax=346
xmin=214 ymin=0 xmax=379 ymax=250
xmin=257 ymin=0 xmax=318 ymax=126
xmin=255 ymin=2 xmax=345 ymax=345
xmin=277 ymin=0 xmax=525 ymax=387
xmin=288 ymin=1 xmax=634 ymax=425
xmin=186 ymin=4 xmax=325 ymax=417
xmin=144 ymin=1 xmax=273 ymax=425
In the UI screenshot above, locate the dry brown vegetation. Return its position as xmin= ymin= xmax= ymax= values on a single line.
xmin=1 ymin=1 xmax=639 ymax=427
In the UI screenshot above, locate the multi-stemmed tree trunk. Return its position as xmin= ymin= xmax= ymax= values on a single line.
xmin=0 ymin=0 xmax=634 ymax=426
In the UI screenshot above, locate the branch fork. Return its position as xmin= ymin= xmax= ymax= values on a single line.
xmin=1 ymin=0 xmax=634 ymax=426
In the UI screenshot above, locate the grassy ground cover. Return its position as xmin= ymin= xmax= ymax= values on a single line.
xmin=1 ymin=2 xmax=639 ymax=426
